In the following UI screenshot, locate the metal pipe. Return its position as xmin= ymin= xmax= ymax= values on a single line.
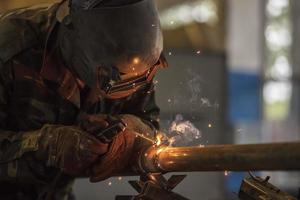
xmin=139 ymin=142 xmax=300 ymax=173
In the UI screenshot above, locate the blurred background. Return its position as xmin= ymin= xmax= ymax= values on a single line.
xmin=1 ymin=0 xmax=300 ymax=199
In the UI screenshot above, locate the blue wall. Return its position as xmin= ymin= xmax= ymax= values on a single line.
xmin=228 ymin=71 xmax=261 ymax=123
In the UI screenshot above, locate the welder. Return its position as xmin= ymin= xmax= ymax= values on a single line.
xmin=0 ymin=0 xmax=166 ymax=199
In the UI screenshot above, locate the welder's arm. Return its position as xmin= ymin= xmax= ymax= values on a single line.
xmin=0 ymin=63 xmax=35 ymax=182
xmin=88 ymin=83 xmax=161 ymax=182
xmin=0 ymin=128 xmax=109 ymax=184
xmin=81 ymin=82 xmax=160 ymax=143
xmin=0 ymin=62 xmax=108 ymax=184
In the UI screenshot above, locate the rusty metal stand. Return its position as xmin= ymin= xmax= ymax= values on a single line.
xmin=115 ymin=173 xmax=189 ymax=200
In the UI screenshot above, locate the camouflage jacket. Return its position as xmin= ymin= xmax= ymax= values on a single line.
xmin=0 ymin=3 xmax=160 ymax=200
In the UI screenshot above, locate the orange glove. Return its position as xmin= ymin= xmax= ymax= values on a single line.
xmin=85 ymin=114 xmax=156 ymax=182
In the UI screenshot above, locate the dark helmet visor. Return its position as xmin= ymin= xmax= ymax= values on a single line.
xmin=98 ymin=55 xmax=166 ymax=95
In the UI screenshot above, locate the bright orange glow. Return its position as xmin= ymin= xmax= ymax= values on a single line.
xmin=133 ymin=57 xmax=140 ymax=65
xmin=156 ymin=147 xmax=164 ymax=155
xmin=156 ymin=134 xmax=162 ymax=146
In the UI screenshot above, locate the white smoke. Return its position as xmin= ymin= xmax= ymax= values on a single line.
xmin=167 ymin=114 xmax=202 ymax=147
xmin=187 ymin=69 xmax=203 ymax=103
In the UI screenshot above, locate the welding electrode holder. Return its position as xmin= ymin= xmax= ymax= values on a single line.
xmin=95 ymin=115 xmax=127 ymax=143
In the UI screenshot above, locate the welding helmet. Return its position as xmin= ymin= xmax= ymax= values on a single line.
xmin=57 ymin=0 xmax=166 ymax=99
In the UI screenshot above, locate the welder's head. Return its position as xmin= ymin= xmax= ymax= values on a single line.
xmin=57 ymin=0 xmax=167 ymax=99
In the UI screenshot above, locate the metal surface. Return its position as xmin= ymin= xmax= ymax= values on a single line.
xmin=139 ymin=142 xmax=300 ymax=173
xmin=116 ymin=174 xmax=189 ymax=200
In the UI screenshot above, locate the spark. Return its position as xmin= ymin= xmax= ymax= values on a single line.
xmin=133 ymin=131 xmax=155 ymax=143
xmin=224 ymin=171 xmax=230 ymax=176
xmin=156 ymin=134 xmax=163 ymax=146
xmin=108 ymin=181 xmax=112 ymax=186
xmin=168 ymin=52 xmax=172 ymax=56
xmin=133 ymin=57 xmax=140 ymax=64
xmin=196 ymin=50 xmax=201 ymax=54
xmin=208 ymin=123 xmax=212 ymax=128
xmin=152 ymin=24 xmax=156 ymax=27
xmin=168 ymin=99 xmax=172 ymax=103
xmin=118 ymin=177 xmax=122 ymax=181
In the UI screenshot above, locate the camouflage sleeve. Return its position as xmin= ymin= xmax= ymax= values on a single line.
xmin=0 ymin=61 xmax=55 ymax=184
xmin=122 ymin=82 xmax=160 ymax=130
xmin=0 ymin=62 xmax=8 ymax=128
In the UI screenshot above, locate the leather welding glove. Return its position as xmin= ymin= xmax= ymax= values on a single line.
xmin=0 ymin=125 xmax=108 ymax=181
xmin=87 ymin=114 xmax=156 ymax=182
xmin=80 ymin=114 xmax=156 ymax=142
xmin=35 ymin=125 xmax=108 ymax=176
xmin=79 ymin=114 xmax=122 ymax=143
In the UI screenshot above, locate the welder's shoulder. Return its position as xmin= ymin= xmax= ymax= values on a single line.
xmin=0 ymin=3 xmax=59 ymax=65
